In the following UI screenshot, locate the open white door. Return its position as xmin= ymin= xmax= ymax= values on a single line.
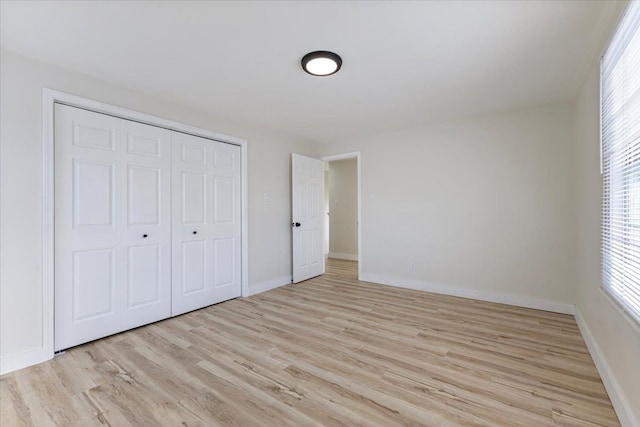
xmin=292 ymin=154 xmax=325 ymax=283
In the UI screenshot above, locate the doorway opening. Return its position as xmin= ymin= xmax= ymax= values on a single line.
xmin=321 ymin=152 xmax=361 ymax=280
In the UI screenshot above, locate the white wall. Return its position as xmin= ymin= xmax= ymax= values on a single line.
xmin=0 ymin=50 xmax=317 ymax=371
xmin=575 ymin=61 xmax=640 ymax=427
xmin=320 ymin=103 xmax=578 ymax=312
xmin=328 ymin=158 xmax=358 ymax=260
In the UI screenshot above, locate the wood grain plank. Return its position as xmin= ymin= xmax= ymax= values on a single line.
xmin=0 ymin=259 xmax=620 ymax=426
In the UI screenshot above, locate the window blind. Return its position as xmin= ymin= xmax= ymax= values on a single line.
xmin=601 ymin=0 xmax=640 ymax=326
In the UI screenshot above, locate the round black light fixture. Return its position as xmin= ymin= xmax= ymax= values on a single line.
xmin=301 ymin=51 xmax=342 ymax=76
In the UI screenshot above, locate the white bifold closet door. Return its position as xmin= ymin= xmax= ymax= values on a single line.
xmin=55 ymin=104 xmax=171 ymax=351
xmin=55 ymin=104 xmax=242 ymax=351
xmin=171 ymin=131 xmax=241 ymax=316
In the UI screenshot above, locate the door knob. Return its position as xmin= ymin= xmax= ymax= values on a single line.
xmin=142 ymin=234 xmax=148 ymax=238
xmin=193 ymin=231 xmax=197 ymax=235
xmin=292 ymin=222 xmax=301 ymax=227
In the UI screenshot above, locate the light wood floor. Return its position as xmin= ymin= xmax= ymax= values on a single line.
xmin=1 ymin=259 xmax=619 ymax=426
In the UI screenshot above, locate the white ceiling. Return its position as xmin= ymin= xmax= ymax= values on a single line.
xmin=0 ymin=1 xmax=616 ymax=143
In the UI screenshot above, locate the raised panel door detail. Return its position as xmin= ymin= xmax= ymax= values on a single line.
xmin=309 ymin=162 xmax=321 ymax=180
xmin=213 ymin=151 xmax=234 ymax=169
xmin=298 ymin=185 xmax=307 ymax=219
xmin=299 ymin=230 xmax=309 ymax=267
xmin=213 ymin=238 xmax=234 ymax=287
xmin=72 ymin=249 xmax=114 ymax=322
xmin=181 ymin=144 xmax=206 ymax=165
xmin=128 ymin=165 xmax=160 ymax=226
xmin=73 ymin=159 xmax=114 ymax=228
xmin=310 ymin=229 xmax=321 ymax=266
xmin=127 ymin=245 xmax=161 ymax=308
xmin=297 ymin=161 xmax=307 ymax=179
xmin=182 ymin=172 xmax=206 ymax=224
xmin=73 ymin=121 xmax=115 ymax=151
xmin=309 ymin=182 xmax=319 ymax=220
xmin=181 ymin=240 xmax=206 ymax=295
xmin=213 ymin=175 xmax=234 ymax=224
xmin=127 ymin=133 xmax=161 ymax=158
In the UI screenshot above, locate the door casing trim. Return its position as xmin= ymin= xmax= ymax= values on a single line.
xmin=320 ymin=151 xmax=361 ymax=280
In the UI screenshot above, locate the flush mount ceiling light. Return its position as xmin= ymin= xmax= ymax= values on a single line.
xmin=301 ymin=51 xmax=342 ymax=76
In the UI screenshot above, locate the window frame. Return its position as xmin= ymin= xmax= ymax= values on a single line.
xmin=600 ymin=0 xmax=640 ymax=331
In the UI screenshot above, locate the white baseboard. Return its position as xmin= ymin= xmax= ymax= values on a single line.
xmin=574 ymin=309 xmax=638 ymax=427
xmin=359 ymin=273 xmax=575 ymax=315
xmin=328 ymin=252 xmax=358 ymax=261
xmin=0 ymin=346 xmax=51 ymax=376
xmin=247 ymin=275 xmax=292 ymax=297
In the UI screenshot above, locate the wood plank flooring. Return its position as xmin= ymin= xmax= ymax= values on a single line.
xmin=1 ymin=259 xmax=619 ymax=426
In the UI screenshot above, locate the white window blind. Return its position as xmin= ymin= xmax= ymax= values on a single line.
xmin=601 ymin=0 xmax=640 ymax=326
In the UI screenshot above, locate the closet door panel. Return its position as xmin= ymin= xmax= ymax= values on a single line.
xmin=127 ymin=165 xmax=160 ymax=226
xmin=171 ymin=131 xmax=241 ymax=316
xmin=55 ymin=105 xmax=124 ymax=351
xmin=213 ymin=237 xmax=234 ymax=287
xmin=210 ymin=141 xmax=242 ymax=302
xmin=72 ymin=248 xmax=116 ymax=321
xmin=182 ymin=171 xmax=207 ymax=224
xmin=127 ymin=245 xmax=161 ymax=307
xmin=73 ymin=159 xmax=115 ymax=228
xmin=171 ymin=132 xmax=213 ymax=315
xmin=120 ymin=120 xmax=171 ymax=330
xmin=181 ymin=240 xmax=208 ymax=294
xmin=55 ymin=105 xmax=171 ymax=350
xmin=210 ymin=236 xmax=241 ymax=301
xmin=56 ymin=104 xmax=242 ymax=350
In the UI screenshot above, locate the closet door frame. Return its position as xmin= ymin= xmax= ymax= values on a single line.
xmin=41 ymin=88 xmax=248 ymax=362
